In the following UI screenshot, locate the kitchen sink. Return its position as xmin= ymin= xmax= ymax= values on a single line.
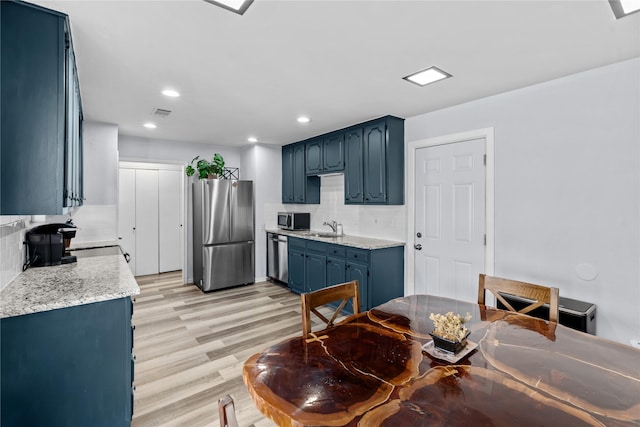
xmin=303 ymin=231 xmax=340 ymax=238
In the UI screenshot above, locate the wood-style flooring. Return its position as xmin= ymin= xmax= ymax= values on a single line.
xmin=131 ymin=271 xmax=331 ymax=427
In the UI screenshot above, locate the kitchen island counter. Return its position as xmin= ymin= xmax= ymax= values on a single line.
xmin=0 ymin=249 xmax=139 ymax=319
xmin=266 ymin=229 xmax=404 ymax=250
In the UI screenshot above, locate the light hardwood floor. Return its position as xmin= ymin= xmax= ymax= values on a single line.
xmin=131 ymin=271 xmax=325 ymax=427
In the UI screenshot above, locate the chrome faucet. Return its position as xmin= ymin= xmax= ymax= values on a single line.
xmin=323 ymin=220 xmax=338 ymax=233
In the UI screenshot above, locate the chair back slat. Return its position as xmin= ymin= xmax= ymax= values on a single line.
xmin=478 ymin=274 xmax=559 ymax=323
xmin=218 ymin=394 xmax=239 ymax=427
xmin=302 ymin=281 xmax=360 ymax=338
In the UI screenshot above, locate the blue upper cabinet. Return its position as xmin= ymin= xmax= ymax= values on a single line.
xmin=323 ymin=132 xmax=344 ymax=172
xmin=305 ymin=133 xmax=344 ymax=175
xmin=346 ymin=116 xmax=404 ymax=205
xmin=305 ymin=138 xmax=323 ymax=174
xmin=1 ymin=1 xmax=84 ymax=215
xmin=344 ymin=128 xmax=364 ymax=203
xmin=282 ymin=142 xmax=320 ymax=204
xmin=282 ymin=146 xmax=294 ymax=203
xmin=282 ymin=115 xmax=402 ymax=205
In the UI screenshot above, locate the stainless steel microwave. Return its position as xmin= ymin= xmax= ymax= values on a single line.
xmin=277 ymin=212 xmax=310 ymax=230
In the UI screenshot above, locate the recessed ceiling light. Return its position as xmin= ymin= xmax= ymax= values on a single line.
xmin=297 ymin=116 xmax=311 ymax=124
xmin=403 ymin=66 xmax=452 ymax=87
xmin=143 ymin=122 xmax=157 ymax=129
xmin=248 ymin=137 xmax=258 ymax=143
xmin=161 ymin=89 xmax=180 ymax=97
xmin=203 ymin=0 xmax=254 ymax=15
xmin=610 ymin=0 xmax=640 ymax=17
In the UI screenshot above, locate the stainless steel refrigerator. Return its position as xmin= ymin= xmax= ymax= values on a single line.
xmin=193 ymin=179 xmax=254 ymax=292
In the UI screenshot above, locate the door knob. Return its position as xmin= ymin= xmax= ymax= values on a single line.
xmin=414 ymin=244 xmax=422 ymax=250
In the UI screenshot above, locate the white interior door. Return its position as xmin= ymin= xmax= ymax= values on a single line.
xmin=118 ymin=168 xmax=136 ymax=275
xmin=135 ymin=169 xmax=159 ymax=276
xmin=414 ymin=138 xmax=486 ymax=303
xmin=159 ymin=170 xmax=182 ymax=272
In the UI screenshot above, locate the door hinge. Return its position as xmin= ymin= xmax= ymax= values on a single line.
xmin=484 ymin=234 xmax=487 ymax=246
xmin=483 ymin=154 xmax=487 ymax=166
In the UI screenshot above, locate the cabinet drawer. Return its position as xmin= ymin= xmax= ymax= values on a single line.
xmin=288 ymin=237 xmax=306 ymax=249
xmin=326 ymin=244 xmax=346 ymax=258
xmin=346 ymin=248 xmax=369 ymax=263
xmin=306 ymin=240 xmax=326 ymax=254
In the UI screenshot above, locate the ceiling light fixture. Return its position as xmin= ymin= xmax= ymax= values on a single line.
xmin=203 ymin=0 xmax=254 ymax=15
xmin=403 ymin=66 xmax=452 ymax=87
xmin=143 ymin=122 xmax=157 ymax=129
xmin=162 ymin=89 xmax=180 ymax=97
xmin=297 ymin=116 xmax=311 ymax=124
xmin=248 ymin=137 xmax=258 ymax=143
xmin=609 ymin=0 xmax=640 ymax=18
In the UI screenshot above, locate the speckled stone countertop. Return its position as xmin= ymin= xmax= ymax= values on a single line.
xmin=266 ymin=229 xmax=404 ymax=250
xmin=0 ymin=251 xmax=139 ymax=319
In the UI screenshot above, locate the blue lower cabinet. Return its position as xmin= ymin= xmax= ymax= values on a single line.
xmin=288 ymin=247 xmax=306 ymax=294
xmin=346 ymin=261 xmax=369 ymax=313
xmin=305 ymin=252 xmax=326 ymax=292
xmin=326 ymin=255 xmax=346 ymax=286
xmin=288 ymin=239 xmax=404 ymax=312
xmin=1 ymin=297 xmax=133 ymax=427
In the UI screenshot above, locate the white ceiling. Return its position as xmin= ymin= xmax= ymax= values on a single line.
xmin=33 ymin=0 xmax=640 ymax=147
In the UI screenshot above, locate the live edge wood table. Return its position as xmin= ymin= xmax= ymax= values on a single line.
xmin=243 ymin=295 xmax=640 ymax=427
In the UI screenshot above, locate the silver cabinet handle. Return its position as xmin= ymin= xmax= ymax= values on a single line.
xmin=414 ymin=244 xmax=422 ymax=250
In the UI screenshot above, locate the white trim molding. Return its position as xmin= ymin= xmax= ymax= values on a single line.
xmin=405 ymin=127 xmax=495 ymax=296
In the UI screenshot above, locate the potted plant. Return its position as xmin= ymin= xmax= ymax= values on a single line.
xmin=186 ymin=153 xmax=225 ymax=179
xmin=429 ymin=311 xmax=472 ymax=354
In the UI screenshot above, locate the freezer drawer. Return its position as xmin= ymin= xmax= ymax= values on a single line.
xmin=200 ymin=241 xmax=254 ymax=292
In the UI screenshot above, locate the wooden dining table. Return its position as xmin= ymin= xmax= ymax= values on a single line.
xmin=243 ymin=295 xmax=640 ymax=426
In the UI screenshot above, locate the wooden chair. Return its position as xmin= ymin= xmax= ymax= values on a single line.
xmin=478 ymin=274 xmax=559 ymax=323
xmin=301 ymin=281 xmax=360 ymax=339
xmin=218 ymin=394 xmax=239 ymax=427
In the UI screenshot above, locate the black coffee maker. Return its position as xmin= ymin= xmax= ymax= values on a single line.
xmin=25 ymin=220 xmax=77 ymax=267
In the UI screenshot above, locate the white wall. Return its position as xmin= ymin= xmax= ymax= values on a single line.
xmin=405 ymin=57 xmax=640 ymax=345
xmin=241 ymin=144 xmax=282 ymax=281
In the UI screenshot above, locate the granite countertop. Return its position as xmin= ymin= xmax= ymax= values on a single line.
xmin=0 ymin=249 xmax=139 ymax=319
xmin=266 ymin=229 xmax=405 ymax=250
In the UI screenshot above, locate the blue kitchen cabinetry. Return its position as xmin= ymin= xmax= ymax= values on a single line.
xmin=306 ymin=133 xmax=345 ymax=175
xmin=282 ymin=143 xmax=320 ymax=204
xmin=1 ymin=1 xmax=84 ymax=214
xmin=287 ymin=237 xmax=306 ymax=293
xmin=287 ymin=239 xmax=404 ymax=312
xmin=1 ymin=297 xmax=134 ymax=427
xmin=284 ymin=116 xmax=403 ymax=206
xmin=345 ymin=116 xmax=404 ymax=205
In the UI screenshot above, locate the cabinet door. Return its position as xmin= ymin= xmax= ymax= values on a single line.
xmin=288 ymin=248 xmax=306 ymax=294
xmin=363 ymin=121 xmax=387 ymax=204
xmin=323 ymin=133 xmax=344 ymax=172
xmin=326 ymin=255 xmax=346 ymax=286
xmin=292 ymin=144 xmax=306 ymax=203
xmin=282 ymin=146 xmax=294 ymax=203
xmin=306 ymin=252 xmax=327 ymax=292
xmin=346 ymin=262 xmax=369 ymax=312
xmin=344 ymin=128 xmax=364 ymax=204
xmin=305 ymin=138 xmax=323 ymax=175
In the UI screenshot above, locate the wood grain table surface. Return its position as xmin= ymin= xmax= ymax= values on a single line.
xmin=243 ymin=295 xmax=640 ymax=427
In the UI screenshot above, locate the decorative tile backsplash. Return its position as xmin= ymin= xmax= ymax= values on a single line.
xmin=264 ymin=174 xmax=407 ymax=242
xmin=0 ymin=216 xmax=30 ymax=290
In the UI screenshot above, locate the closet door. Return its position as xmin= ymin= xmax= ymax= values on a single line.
xmin=118 ymin=168 xmax=136 ymax=275
xmin=158 ymin=170 xmax=182 ymax=272
xmin=135 ymin=169 xmax=159 ymax=276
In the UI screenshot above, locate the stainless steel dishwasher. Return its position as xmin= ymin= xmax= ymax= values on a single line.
xmin=267 ymin=232 xmax=288 ymax=284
